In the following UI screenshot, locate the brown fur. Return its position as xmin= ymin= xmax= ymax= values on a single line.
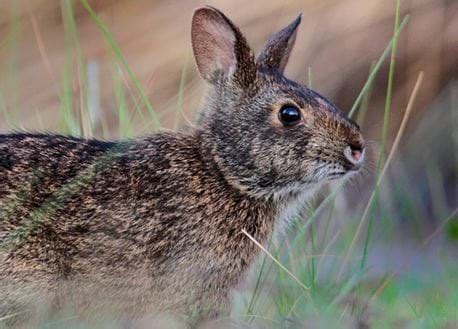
xmin=0 ymin=7 xmax=364 ymax=326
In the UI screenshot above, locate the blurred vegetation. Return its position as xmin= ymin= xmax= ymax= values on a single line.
xmin=0 ymin=0 xmax=457 ymax=328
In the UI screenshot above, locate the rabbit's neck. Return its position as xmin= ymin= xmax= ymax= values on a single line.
xmin=193 ymin=131 xmax=311 ymax=285
xmin=196 ymin=128 xmax=319 ymax=200
xmin=194 ymin=128 xmax=318 ymax=241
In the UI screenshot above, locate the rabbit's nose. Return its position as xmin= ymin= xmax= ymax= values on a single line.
xmin=344 ymin=142 xmax=365 ymax=167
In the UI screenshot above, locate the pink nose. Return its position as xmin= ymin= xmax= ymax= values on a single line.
xmin=344 ymin=144 xmax=364 ymax=165
xmin=351 ymin=149 xmax=362 ymax=162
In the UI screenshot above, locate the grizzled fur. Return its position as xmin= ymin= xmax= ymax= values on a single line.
xmin=0 ymin=6 xmax=364 ymax=326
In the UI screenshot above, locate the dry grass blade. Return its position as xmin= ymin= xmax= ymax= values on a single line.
xmin=26 ymin=0 xmax=56 ymax=84
xmin=421 ymin=208 xmax=458 ymax=247
xmin=368 ymin=275 xmax=393 ymax=304
xmin=337 ymin=71 xmax=425 ymax=279
xmin=241 ymin=229 xmax=310 ymax=293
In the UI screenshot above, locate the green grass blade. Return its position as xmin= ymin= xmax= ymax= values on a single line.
xmin=356 ymin=61 xmax=376 ymax=126
xmin=62 ymin=0 xmax=92 ymax=136
xmin=245 ymin=238 xmax=272 ymax=320
xmin=79 ymin=0 xmax=160 ymax=130
xmin=113 ymin=66 xmax=132 ymax=138
xmin=360 ymin=0 xmax=402 ymax=270
xmin=59 ymin=0 xmax=82 ymax=135
xmin=308 ymin=222 xmax=316 ymax=290
xmin=348 ymin=14 xmax=408 ymax=119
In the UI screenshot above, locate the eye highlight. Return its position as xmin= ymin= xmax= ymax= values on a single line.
xmin=278 ymin=105 xmax=301 ymax=126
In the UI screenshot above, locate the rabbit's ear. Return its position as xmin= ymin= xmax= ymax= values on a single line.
xmin=191 ymin=7 xmax=256 ymax=86
xmin=256 ymin=14 xmax=302 ymax=73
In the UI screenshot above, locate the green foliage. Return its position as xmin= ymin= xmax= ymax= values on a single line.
xmin=446 ymin=216 xmax=458 ymax=241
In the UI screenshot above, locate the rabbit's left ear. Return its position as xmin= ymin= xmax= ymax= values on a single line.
xmin=256 ymin=14 xmax=302 ymax=73
xmin=192 ymin=6 xmax=256 ymax=87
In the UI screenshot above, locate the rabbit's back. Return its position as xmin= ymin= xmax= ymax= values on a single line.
xmin=0 ymin=134 xmax=122 ymax=244
xmin=0 ymin=132 xmax=273 ymax=321
xmin=0 ymin=134 xmax=174 ymax=311
xmin=1 ymin=134 xmax=115 ymax=205
xmin=0 ymin=134 xmax=129 ymax=320
xmin=0 ymin=133 xmax=199 ymax=270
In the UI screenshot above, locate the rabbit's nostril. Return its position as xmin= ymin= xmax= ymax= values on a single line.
xmin=351 ymin=149 xmax=362 ymax=162
xmin=349 ymin=141 xmax=364 ymax=151
xmin=344 ymin=143 xmax=365 ymax=165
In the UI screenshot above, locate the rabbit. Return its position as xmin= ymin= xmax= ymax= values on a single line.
xmin=0 ymin=6 xmax=365 ymax=327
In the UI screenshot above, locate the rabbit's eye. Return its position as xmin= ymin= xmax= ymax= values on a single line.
xmin=279 ymin=105 xmax=301 ymax=126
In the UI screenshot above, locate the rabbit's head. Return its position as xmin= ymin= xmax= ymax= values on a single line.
xmin=192 ymin=7 xmax=365 ymax=198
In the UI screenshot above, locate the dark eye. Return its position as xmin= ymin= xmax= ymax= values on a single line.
xmin=279 ymin=105 xmax=301 ymax=126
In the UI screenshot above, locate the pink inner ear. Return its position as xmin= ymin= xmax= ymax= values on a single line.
xmin=206 ymin=20 xmax=236 ymax=72
xmin=192 ymin=10 xmax=237 ymax=79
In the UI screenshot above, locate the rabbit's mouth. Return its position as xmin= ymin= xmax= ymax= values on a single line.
xmin=311 ymin=154 xmax=365 ymax=183
xmin=326 ymin=171 xmax=347 ymax=180
xmin=322 ymin=156 xmax=365 ymax=181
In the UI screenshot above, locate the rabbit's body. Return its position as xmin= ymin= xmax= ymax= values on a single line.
xmin=0 ymin=6 xmax=366 ymax=326
xmin=0 ymin=132 xmax=278 ymax=318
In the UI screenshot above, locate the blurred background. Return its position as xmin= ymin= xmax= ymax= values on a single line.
xmin=0 ymin=0 xmax=457 ymax=327
xmin=0 ymin=0 xmax=456 ymax=134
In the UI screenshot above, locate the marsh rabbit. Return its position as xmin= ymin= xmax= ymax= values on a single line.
xmin=0 ymin=6 xmax=365 ymax=327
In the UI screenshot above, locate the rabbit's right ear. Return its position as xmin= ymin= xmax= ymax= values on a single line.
xmin=256 ymin=14 xmax=302 ymax=73
xmin=191 ymin=7 xmax=256 ymax=86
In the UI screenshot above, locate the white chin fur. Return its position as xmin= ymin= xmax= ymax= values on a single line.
xmin=272 ymin=181 xmax=325 ymax=238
